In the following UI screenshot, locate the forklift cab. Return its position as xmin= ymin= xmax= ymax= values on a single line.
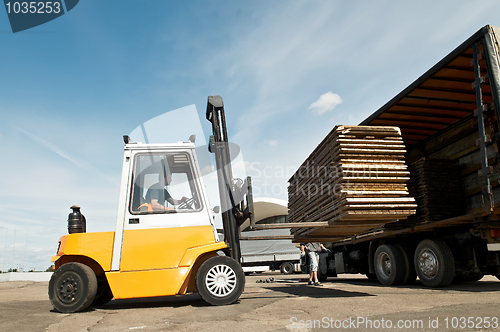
xmin=110 ymin=141 xmax=221 ymax=274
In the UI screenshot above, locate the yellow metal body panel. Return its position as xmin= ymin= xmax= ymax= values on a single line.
xmin=107 ymin=236 xmax=227 ymax=299
xmin=119 ymin=225 xmax=217 ymax=271
xmin=51 ymin=226 xmax=228 ymax=299
xmin=106 ymin=268 xmax=190 ymax=299
xmin=51 ymin=232 xmax=115 ymax=271
xmin=179 ymin=241 xmax=227 ymax=267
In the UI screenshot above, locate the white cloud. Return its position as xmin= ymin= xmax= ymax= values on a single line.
xmin=308 ymin=91 xmax=343 ymax=115
xmin=264 ymin=140 xmax=278 ymax=147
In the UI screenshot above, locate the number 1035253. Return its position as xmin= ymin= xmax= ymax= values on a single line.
xmin=444 ymin=317 xmax=498 ymax=329
xmin=5 ymin=2 xmax=62 ymax=14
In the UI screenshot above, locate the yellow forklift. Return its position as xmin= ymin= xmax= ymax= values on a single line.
xmin=48 ymin=96 xmax=254 ymax=312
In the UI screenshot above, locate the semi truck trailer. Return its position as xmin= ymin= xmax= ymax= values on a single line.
xmin=259 ymin=25 xmax=500 ymax=287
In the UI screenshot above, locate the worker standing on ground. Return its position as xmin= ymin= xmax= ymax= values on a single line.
xmin=300 ymin=242 xmax=328 ymax=286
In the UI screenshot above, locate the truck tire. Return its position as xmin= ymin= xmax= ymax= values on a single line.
xmin=374 ymin=244 xmax=406 ymax=286
xmin=196 ymin=256 xmax=245 ymax=306
xmin=48 ymin=262 xmax=98 ymax=313
xmin=92 ymin=275 xmax=113 ymax=306
xmin=280 ymin=262 xmax=294 ymax=275
xmin=455 ymin=272 xmax=484 ymax=282
xmin=318 ymin=270 xmax=328 ymax=282
xmin=396 ymin=244 xmax=417 ymax=285
xmin=414 ymin=239 xmax=455 ymax=287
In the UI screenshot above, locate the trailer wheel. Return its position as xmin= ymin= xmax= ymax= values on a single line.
xmin=280 ymin=262 xmax=294 ymax=275
xmin=396 ymin=244 xmax=417 ymax=285
xmin=48 ymin=262 xmax=98 ymax=313
xmin=318 ymin=271 xmax=328 ymax=282
xmin=196 ymin=256 xmax=245 ymax=306
xmin=92 ymin=275 xmax=113 ymax=306
xmin=456 ymin=272 xmax=484 ymax=282
xmin=466 ymin=273 xmax=484 ymax=282
xmin=414 ymin=239 xmax=455 ymax=287
xmin=374 ymin=244 xmax=406 ymax=286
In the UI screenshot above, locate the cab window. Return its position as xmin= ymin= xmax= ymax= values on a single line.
xmin=129 ymin=152 xmax=202 ymax=214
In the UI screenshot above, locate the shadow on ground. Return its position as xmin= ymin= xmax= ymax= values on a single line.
xmin=97 ymin=293 xmax=208 ymax=310
xmin=323 ymin=276 xmax=500 ymax=292
xmin=263 ymin=283 xmax=374 ymax=298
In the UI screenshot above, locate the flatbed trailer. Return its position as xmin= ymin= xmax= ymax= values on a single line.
xmin=258 ymin=25 xmax=500 ymax=287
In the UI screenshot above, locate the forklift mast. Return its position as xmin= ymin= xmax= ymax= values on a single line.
xmin=206 ymin=96 xmax=254 ymax=263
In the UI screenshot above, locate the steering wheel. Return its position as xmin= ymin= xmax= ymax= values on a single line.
xmin=178 ymin=197 xmax=198 ymax=210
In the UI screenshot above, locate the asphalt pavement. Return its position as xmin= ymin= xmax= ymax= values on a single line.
xmin=1 ymin=273 xmax=499 ymax=331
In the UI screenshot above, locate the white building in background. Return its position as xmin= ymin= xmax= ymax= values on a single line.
xmin=239 ymin=198 xmax=301 ymax=274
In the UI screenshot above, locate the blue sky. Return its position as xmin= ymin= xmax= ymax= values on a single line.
xmin=1 ymin=0 xmax=500 ymax=271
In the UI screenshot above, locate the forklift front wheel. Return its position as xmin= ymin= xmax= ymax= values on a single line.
xmin=48 ymin=262 xmax=98 ymax=313
xmin=92 ymin=275 xmax=114 ymax=306
xmin=196 ymin=256 xmax=245 ymax=306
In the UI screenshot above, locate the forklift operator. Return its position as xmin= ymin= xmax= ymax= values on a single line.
xmin=144 ymin=172 xmax=188 ymax=211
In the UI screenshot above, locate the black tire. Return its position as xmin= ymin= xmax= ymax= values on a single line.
xmin=366 ymin=273 xmax=378 ymax=280
xmin=455 ymin=272 xmax=484 ymax=282
xmin=414 ymin=239 xmax=455 ymax=287
xmin=318 ymin=253 xmax=329 ymax=281
xmin=48 ymin=262 xmax=98 ymax=313
xmin=196 ymin=256 xmax=245 ymax=306
xmin=396 ymin=244 xmax=417 ymax=285
xmin=280 ymin=262 xmax=294 ymax=275
xmin=374 ymin=244 xmax=406 ymax=286
xmin=468 ymin=273 xmax=484 ymax=282
xmin=318 ymin=269 xmax=328 ymax=282
xmin=92 ymin=275 xmax=113 ymax=306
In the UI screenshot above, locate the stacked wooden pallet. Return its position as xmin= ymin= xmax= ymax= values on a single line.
xmin=288 ymin=125 xmax=416 ymax=237
xmin=407 ymin=158 xmax=464 ymax=223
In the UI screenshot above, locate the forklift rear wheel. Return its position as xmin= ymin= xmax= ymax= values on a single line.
xmin=196 ymin=256 xmax=245 ymax=306
xmin=48 ymin=262 xmax=98 ymax=313
xmin=280 ymin=262 xmax=294 ymax=274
